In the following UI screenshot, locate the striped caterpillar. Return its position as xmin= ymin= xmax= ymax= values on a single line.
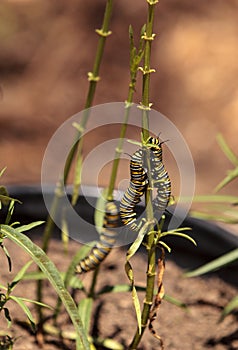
xmin=76 ymin=201 xmax=119 ymax=273
xmin=120 ymin=136 xmax=171 ymax=230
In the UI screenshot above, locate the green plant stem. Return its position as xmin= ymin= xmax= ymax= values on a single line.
xmin=107 ymin=105 xmax=130 ymax=201
xmin=71 ymin=0 xmax=113 ymax=205
xmin=102 ymin=25 xmax=145 ymax=201
xmin=42 ymin=0 xmax=113 ymax=252
xmin=107 ymin=82 xmax=138 ymax=200
xmin=129 ymin=1 xmax=158 ymax=348
xmin=37 ymin=0 xmax=114 ymax=325
xmin=88 ymin=266 xmax=100 ymax=298
xmin=89 ymin=25 xmax=145 ymax=299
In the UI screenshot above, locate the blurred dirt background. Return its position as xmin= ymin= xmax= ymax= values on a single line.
xmin=1 ymin=0 xmax=238 ymax=195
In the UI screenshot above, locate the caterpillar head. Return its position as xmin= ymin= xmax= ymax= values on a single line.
xmin=146 ymin=136 xmax=163 ymax=150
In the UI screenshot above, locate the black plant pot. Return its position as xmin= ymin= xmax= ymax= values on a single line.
xmin=3 ymin=185 xmax=238 ymax=287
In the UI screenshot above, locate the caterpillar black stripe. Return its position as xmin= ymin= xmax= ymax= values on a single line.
xmin=147 ymin=137 xmax=171 ymax=214
xmin=76 ymin=201 xmax=119 ymax=274
xmin=120 ymin=149 xmax=148 ymax=231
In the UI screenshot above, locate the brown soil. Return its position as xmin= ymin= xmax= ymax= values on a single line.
xmin=0 ymin=235 xmax=237 ymax=350
xmin=1 ymin=1 xmax=238 ymax=349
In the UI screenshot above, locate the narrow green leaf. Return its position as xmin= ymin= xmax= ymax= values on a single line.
xmin=10 ymin=260 xmax=33 ymax=290
xmin=216 ymin=133 xmax=238 ymax=167
xmin=126 ymin=222 xmax=150 ymax=261
xmin=53 ymin=244 xmax=92 ymax=321
xmin=78 ymin=298 xmax=93 ymax=334
xmin=98 ymin=284 xmax=152 ymax=295
xmin=124 ymin=223 xmax=152 ymax=335
xmin=126 ymin=139 xmax=142 ymax=148
xmin=161 ymin=228 xmax=196 ymax=246
xmin=61 ymin=214 xmax=69 ymax=253
xmin=185 ymin=248 xmax=238 ymax=278
xmin=43 ymin=323 xmax=78 ymax=340
xmin=159 ymin=241 xmax=171 ymax=253
xmin=3 ymin=307 xmax=12 ymax=328
xmin=0 ymin=224 xmax=90 ymax=350
xmin=215 ymin=167 xmax=238 ymax=192
xmin=0 ymin=186 xmax=10 ymax=206
xmin=163 ymin=294 xmax=187 ymax=309
xmin=190 ymin=211 xmax=238 ymax=224
xmin=1 ymin=244 xmax=12 ymax=272
xmin=23 ymin=270 xmax=84 ymax=288
xmin=10 ymin=295 xmax=36 ymax=331
xmin=94 ymin=337 xmax=124 ymax=350
xmin=131 ymin=285 xmax=141 ymax=334
xmin=68 ymin=275 xmax=85 ymax=290
xmin=10 ymin=221 xmax=20 ymax=227
xmin=5 ymin=200 xmax=15 ymax=225
xmin=0 ymin=284 xmax=7 ymax=290
xmin=72 ymin=144 xmax=83 ymax=206
xmin=161 ymin=231 xmax=196 ymax=246
xmin=98 ymin=284 xmax=132 ymax=295
xmin=0 ymin=194 xmax=21 ymax=206
xmin=221 ymin=295 xmax=238 ymax=320
xmin=64 ymin=244 xmax=93 ymax=288
xmin=125 ymin=261 xmax=141 ymax=334
xmin=0 ymin=167 xmax=7 ymax=178
xmin=22 ymin=270 xmax=49 ymax=281
xmin=179 ymin=195 xmax=238 ymax=203
xmin=129 ymin=25 xmax=135 ymax=62
xmin=139 ymin=24 xmax=146 ymax=51
xmin=16 ymin=221 xmax=45 ymax=233
xmin=16 ymin=297 xmax=52 ymax=309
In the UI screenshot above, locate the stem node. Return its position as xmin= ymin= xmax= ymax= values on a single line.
xmin=87 ymin=72 xmax=100 ymax=82
xmin=142 ymin=32 xmax=156 ymax=41
xmin=95 ymin=29 xmax=112 ymax=37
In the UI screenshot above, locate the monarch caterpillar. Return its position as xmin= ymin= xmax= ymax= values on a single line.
xmin=147 ymin=136 xmax=171 ymax=215
xmin=76 ymin=201 xmax=119 ymax=273
xmin=120 ymin=149 xmax=148 ymax=231
xmin=120 ymin=136 xmax=171 ymax=231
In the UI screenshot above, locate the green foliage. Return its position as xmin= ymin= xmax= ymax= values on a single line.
xmin=160 ymin=227 xmax=196 ymax=251
xmin=78 ymin=298 xmax=93 ymax=339
xmin=0 ymin=260 xmax=51 ymax=331
xmin=221 ymin=295 xmax=238 ymax=320
xmin=185 ymin=248 xmax=238 ymax=278
xmin=215 ymin=134 xmax=238 ymax=191
xmin=0 ymin=169 xmax=90 ymax=349
xmin=186 ymin=135 xmax=238 ymax=319
xmin=0 ymin=224 xmax=90 ymax=350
